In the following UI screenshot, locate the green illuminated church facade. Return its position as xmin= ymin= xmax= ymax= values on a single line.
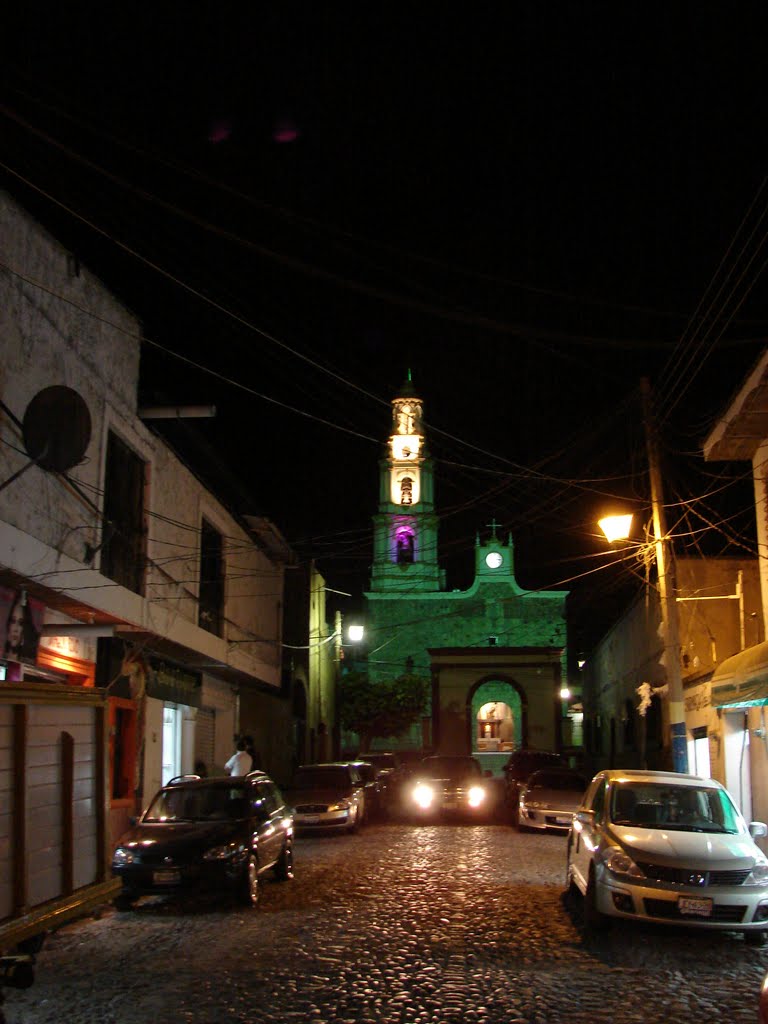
xmin=364 ymin=376 xmax=571 ymax=758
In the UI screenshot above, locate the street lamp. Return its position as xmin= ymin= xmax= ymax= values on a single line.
xmin=347 ymin=624 xmax=365 ymax=644
xmin=597 ymin=514 xmax=634 ymax=544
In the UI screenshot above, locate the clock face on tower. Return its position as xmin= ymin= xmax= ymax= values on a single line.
xmin=485 ymin=551 xmax=503 ymax=569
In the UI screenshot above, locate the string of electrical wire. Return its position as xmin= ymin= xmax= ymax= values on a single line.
xmin=2 ymin=79 xmax=728 ymax=329
xmin=0 ymin=96 xmax=691 ymax=354
xmin=652 ymin=175 xmax=768 ymax=428
xmin=1 ymin=94 xmax=765 ymax=598
xmin=0 ymin=256 xmax=668 ymax=541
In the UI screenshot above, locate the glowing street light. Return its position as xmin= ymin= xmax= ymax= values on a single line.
xmin=598 ymin=514 xmax=634 ymax=544
xmin=347 ymin=624 xmax=365 ymax=643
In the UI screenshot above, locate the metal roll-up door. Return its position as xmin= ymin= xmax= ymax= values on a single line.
xmin=195 ymin=707 xmax=215 ymax=774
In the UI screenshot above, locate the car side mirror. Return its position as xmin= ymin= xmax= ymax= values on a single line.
xmin=749 ymin=821 xmax=768 ymax=839
xmin=574 ymin=810 xmax=593 ymax=826
xmin=128 ymin=815 xmax=138 ymax=827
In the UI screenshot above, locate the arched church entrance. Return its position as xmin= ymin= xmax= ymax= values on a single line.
xmin=469 ymin=677 xmax=526 ymax=778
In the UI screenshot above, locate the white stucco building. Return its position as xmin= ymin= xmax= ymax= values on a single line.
xmin=0 ymin=187 xmax=293 ymax=909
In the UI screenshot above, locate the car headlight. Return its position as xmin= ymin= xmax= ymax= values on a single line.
xmin=746 ymin=860 xmax=768 ymax=885
xmin=413 ymin=783 xmax=435 ymax=809
xmin=203 ymin=841 xmax=244 ymax=861
xmin=467 ymin=786 xmax=486 ymax=808
xmin=327 ymin=800 xmax=352 ymax=812
xmin=601 ymin=846 xmax=644 ymax=879
xmin=112 ymin=847 xmax=136 ymax=867
xmin=523 ymin=799 xmax=542 ymax=809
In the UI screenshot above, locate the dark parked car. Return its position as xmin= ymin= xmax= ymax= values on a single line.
xmin=111 ymin=772 xmax=294 ymax=909
xmin=284 ymin=762 xmax=366 ymax=833
xmin=346 ymin=760 xmax=386 ymax=821
xmin=403 ymin=755 xmax=497 ymax=821
xmin=501 ymin=749 xmax=565 ymax=823
xmin=358 ymin=751 xmax=402 ymax=778
xmin=357 ymin=751 xmax=412 ymax=813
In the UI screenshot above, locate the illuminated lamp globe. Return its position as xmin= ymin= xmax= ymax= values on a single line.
xmin=598 ymin=514 xmax=634 ymax=543
xmin=347 ymin=624 xmax=365 ymax=643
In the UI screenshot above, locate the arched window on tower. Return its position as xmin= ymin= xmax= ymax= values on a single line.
xmin=400 ymin=477 xmax=413 ymax=504
xmin=396 ymin=528 xmax=415 ymax=564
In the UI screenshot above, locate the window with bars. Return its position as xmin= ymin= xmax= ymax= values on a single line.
xmin=199 ymin=518 xmax=224 ymax=636
xmin=102 ymin=431 xmax=146 ymax=594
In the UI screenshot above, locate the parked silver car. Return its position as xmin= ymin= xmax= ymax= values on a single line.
xmin=284 ymin=763 xmax=366 ymax=833
xmin=518 ymin=768 xmax=585 ymax=831
xmin=565 ymin=768 xmax=768 ymax=943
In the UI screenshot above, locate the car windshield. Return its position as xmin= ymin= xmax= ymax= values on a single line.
xmin=143 ymin=784 xmax=249 ymax=823
xmin=529 ymin=771 xmax=584 ymax=791
xmin=293 ymin=767 xmax=351 ymax=790
xmin=420 ymin=757 xmax=481 ymax=780
xmin=363 ymin=755 xmax=397 ymax=770
xmin=507 ymin=753 xmax=562 ymax=775
xmin=354 ymin=764 xmax=377 ymax=783
xmin=609 ymin=781 xmax=742 ymax=833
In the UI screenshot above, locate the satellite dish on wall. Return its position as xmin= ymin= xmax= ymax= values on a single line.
xmin=22 ymin=386 xmax=92 ymax=472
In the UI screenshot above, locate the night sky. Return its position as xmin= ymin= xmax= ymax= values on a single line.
xmin=2 ymin=6 xmax=768 ymax=647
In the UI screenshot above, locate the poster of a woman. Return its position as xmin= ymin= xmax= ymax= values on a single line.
xmin=1 ymin=588 xmax=43 ymax=663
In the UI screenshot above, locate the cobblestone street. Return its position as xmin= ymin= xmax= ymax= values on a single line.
xmin=6 ymin=822 xmax=768 ymax=1024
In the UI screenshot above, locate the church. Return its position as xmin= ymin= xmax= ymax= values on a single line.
xmin=363 ymin=375 xmax=571 ymax=768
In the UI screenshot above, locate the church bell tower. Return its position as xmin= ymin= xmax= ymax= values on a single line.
xmin=368 ymin=374 xmax=443 ymax=592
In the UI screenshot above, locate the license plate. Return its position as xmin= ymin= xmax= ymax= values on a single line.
xmin=555 ymin=816 xmax=572 ymax=825
xmin=301 ymin=816 xmax=320 ymax=824
xmin=153 ymin=869 xmax=180 ymax=884
xmin=678 ymin=896 xmax=712 ymax=917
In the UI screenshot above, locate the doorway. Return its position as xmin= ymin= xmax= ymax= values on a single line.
xmin=162 ymin=703 xmax=182 ymax=785
xmin=471 ymin=681 xmax=523 ymax=753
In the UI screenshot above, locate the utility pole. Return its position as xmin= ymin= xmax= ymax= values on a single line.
xmin=641 ymin=377 xmax=689 ymax=773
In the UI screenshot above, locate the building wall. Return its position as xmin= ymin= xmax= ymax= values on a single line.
xmin=0 ymin=193 xmax=139 ymax=566
xmin=753 ymin=437 xmax=768 ymax=643
xmin=199 ymin=674 xmax=237 ymax=777
xmin=367 ymin=583 xmax=567 ymax=684
xmin=582 ymin=557 xmax=761 ymax=782
xmin=1 ymin=191 xmax=284 ymax=689
xmin=0 ymin=192 xmax=292 ymax=848
xmin=433 ymin=655 xmax=563 ymax=755
xmin=275 ymin=562 xmax=339 ymax=784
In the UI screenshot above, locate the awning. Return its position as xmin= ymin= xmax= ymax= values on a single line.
xmin=710 ymin=641 xmax=768 ymax=709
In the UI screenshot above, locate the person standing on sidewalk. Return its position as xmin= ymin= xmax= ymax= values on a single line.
xmin=224 ymin=739 xmax=253 ymax=777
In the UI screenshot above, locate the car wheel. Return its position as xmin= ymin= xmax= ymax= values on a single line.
xmin=240 ymin=854 xmax=260 ymax=907
xmin=114 ymin=893 xmax=136 ymax=912
xmin=563 ymin=874 xmax=579 ymax=912
xmin=583 ymin=866 xmax=608 ymax=932
xmin=508 ymin=794 xmax=520 ymax=826
xmin=744 ymin=930 xmax=768 ymax=947
xmin=273 ymin=840 xmax=294 ymax=881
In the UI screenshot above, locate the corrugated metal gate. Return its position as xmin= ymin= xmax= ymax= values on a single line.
xmin=195 ymin=707 xmax=215 ymax=774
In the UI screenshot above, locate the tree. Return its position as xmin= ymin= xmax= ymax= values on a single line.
xmin=338 ymin=669 xmax=429 ymax=752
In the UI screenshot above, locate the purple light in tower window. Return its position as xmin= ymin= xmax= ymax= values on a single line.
xmin=394 ymin=526 xmax=415 ymax=564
